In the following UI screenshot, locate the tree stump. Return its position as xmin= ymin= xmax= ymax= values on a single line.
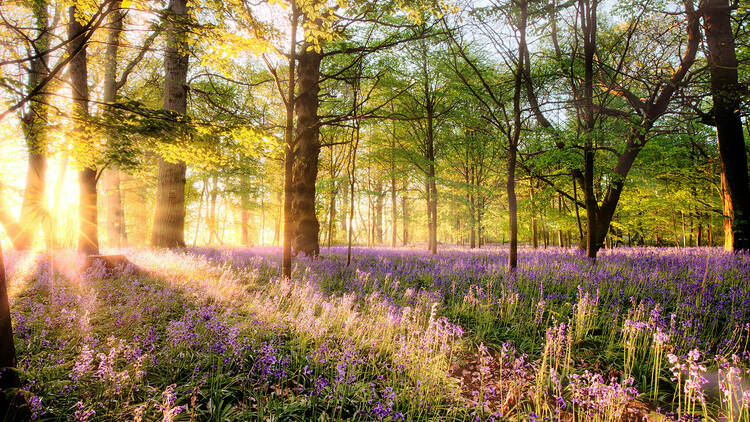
xmin=82 ymin=254 xmax=141 ymax=277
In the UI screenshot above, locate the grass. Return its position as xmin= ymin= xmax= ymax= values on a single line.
xmin=4 ymin=246 xmax=750 ymax=421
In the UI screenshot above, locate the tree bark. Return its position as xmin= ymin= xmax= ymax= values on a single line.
xmin=281 ymin=4 xmax=299 ymax=277
xmin=274 ymin=188 xmax=281 ymax=246
xmin=208 ymin=177 xmax=219 ymax=244
xmin=152 ymin=0 xmax=189 ymax=248
xmin=292 ymin=42 xmax=321 ymax=257
xmin=374 ymin=180 xmax=384 ymax=244
xmin=390 ymin=183 xmax=396 ymax=246
xmin=421 ymin=45 xmax=438 ymax=255
xmin=103 ymin=1 xmax=126 ymax=249
xmin=402 ymin=190 xmax=409 ymax=246
xmin=0 ymin=241 xmax=21 ymax=415
xmin=0 ymin=3 xmax=51 ymax=250
xmin=427 ymin=159 xmax=438 ymax=253
xmin=327 ymin=187 xmax=336 ymax=248
xmin=703 ymin=0 xmax=750 ymax=251
xmin=477 ymin=197 xmax=483 ymax=248
xmin=241 ymin=206 xmax=250 ymax=246
xmin=68 ymin=6 xmax=99 ymax=256
xmin=391 ymin=135 xmax=398 ymax=247
xmin=192 ymin=178 xmax=206 ymax=246
xmin=506 ymin=0 xmax=527 ymax=270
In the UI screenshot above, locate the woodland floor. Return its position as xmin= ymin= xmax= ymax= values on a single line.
xmin=4 ymin=246 xmax=750 ymax=421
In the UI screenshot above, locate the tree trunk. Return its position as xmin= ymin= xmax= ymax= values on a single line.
xmin=391 ymin=137 xmax=397 ymax=247
xmin=0 ymin=4 xmax=51 ymax=250
xmin=573 ymin=177 xmax=584 ymax=248
xmin=722 ymin=173 xmax=734 ymax=249
xmin=103 ymin=2 xmax=126 ymax=249
xmin=193 ymin=179 xmax=206 ymax=246
xmin=274 ymin=188 xmax=281 ymax=247
xmin=428 ymin=177 xmax=437 ymax=253
xmin=292 ymin=42 xmax=321 ymax=257
xmin=477 ymin=198 xmax=483 ymax=248
xmin=703 ymin=0 xmax=750 ymax=251
xmin=124 ymin=173 xmax=149 ymax=245
xmin=374 ymin=180 xmax=384 ymax=244
xmin=346 ymin=66 xmax=361 ymax=266
xmin=507 ymin=147 xmax=518 ymax=269
xmin=422 ymin=47 xmax=438 ymax=255
xmin=327 ymin=187 xmax=336 ymax=248
xmin=557 ymin=195 xmax=564 ymax=246
xmin=259 ymin=193 xmax=265 ymax=246
xmin=507 ymin=0 xmax=526 ymax=270
xmin=208 ymin=177 xmax=219 ymax=244
xmin=468 ymin=169 xmax=476 ymax=248
xmin=68 ymin=6 xmax=99 ymax=256
xmin=282 ymin=5 xmax=299 ymax=277
xmin=0 ymin=242 xmax=20 ymax=415
xmin=240 ymin=181 xmax=251 ymax=246
xmin=152 ymin=0 xmax=189 ymax=248
xmin=402 ymin=190 xmax=409 ymax=246
xmin=469 ymin=193 xmax=476 ymax=248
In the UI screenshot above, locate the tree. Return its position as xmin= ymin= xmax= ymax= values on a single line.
xmin=152 ymin=0 xmax=190 ymax=248
xmin=701 ymin=0 xmax=750 ymax=251
xmin=292 ymin=41 xmax=322 ymax=256
xmin=101 ymin=0 xmax=159 ymax=248
xmin=524 ymin=0 xmax=700 ymax=259
xmin=69 ymin=4 xmax=99 ymax=256
xmin=443 ymin=0 xmax=528 ymax=268
xmin=394 ymin=34 xmax=450 ymax=254
xmin=0 ymin=242 xmax=21 ymax=416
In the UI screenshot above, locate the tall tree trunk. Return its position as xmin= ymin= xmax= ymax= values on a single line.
xmin=0 ymin=242 xmax=21 ymax=415
xmin=703 ymin=0 xmax=750 ymax=251
xmin=241 ymin=211 xmax=250 ymax=246
xmin=374 ymin=180 xmax=384 ymax=244
xmin=421 ymin=44 xmax=438 ymax=255
xmin=391 ymin=136 xmax=398 ymax=247
xmin=557 ymin=195 xmax=564 ymax=246
xmin=152 ymin=0 xmax=189 ymax=248
xmin=259 ymin=192 xmax=265 ymax=246
xmin=722 ymin=173 xmax=734 ymax=249
xmin=477 ymin=197 xmax=483 ymax=248
xmin=327 ymin=187 xmax=336 ymax=248
xmin=346 ymin=66 xmax=361 ymax=266
xmin=125 ymin=173 xmax=149 ymax=245
xmin=580 ymin=0 xmax=600 ymax=260
xmin=507 ymin=146 xmax=518 ymax=269
xmin=292 ymin=42 xmax=321 ymax=257
xmin=240 ymin=180 xmax=250 ymax=246
xmin=103 ymin=1 xmax=126 ymax=249
xmin=281 ymin=4 xmax=299 ymax=277
xmin=469 ymin=190 xmax=476 ymax=249
xmin=530 ymin=181 xmax=538 ymax=248
xmin=390 ymin=183 xmax=397 ymax=247
xmin=507 ymin=0 xmax=526 ymax=270
xmin=573 ymin=177 xmax=584 ymax=247
xmin=0 ymin=3 xmax=51 ymax=250
xmin=274 ymin=188 xmax=281 ymax=247
xmin=468 ymin=168 xmax=476 ymax=248
xmin=346 ymin=135 xmax=358 ymax=265
xmin=69 ymin=6 xmax=99 ymax=256
xmin=192 ymin=179 xmax=206 ymax=246
xmin=402 ymin=191 xmax=409 ymax=246
xmin=428 ymin=176 xmax=438 ymax=253
xmin=208 ymin=177 xmax=219 ymax=244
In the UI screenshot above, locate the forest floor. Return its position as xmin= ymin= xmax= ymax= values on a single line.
xmin=4 ymin=246 xmax=750 ymax=421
